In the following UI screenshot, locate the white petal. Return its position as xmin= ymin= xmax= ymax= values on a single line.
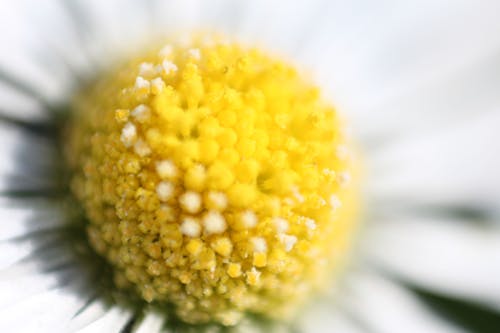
xmin=369 ymin=111 xmax=500 ymax=208
xmin=340 ymin=270 xmax=467 ymax=333
xmin=356 ymin=50 xmax=500 ymax=143
xmin=297 ymin=1 xmax=500 ymax=140
xmin=0 ymin=265 xmax=56 ymax=309
xmin=0 ymin=273 xmax=103 ymax=333
xmin=150 ymin=0 xmax=204 ymax=32
xmin=232 ymin=0 xmax=324 ymax=53
xmin=362 ymin=215 xmax=500 ymax=308
xmin=75 ymin=307 xmax=132 ymax=333
xmin=66 ymin=299 xmax=108 ymax=333
xmin=0 ymin=203 xmax=64 ymax=242
xmin=134 ymin=312 xmax=164 ymax=333
xmin=12 ymin=1 xmax=96 ymax=74
xmin=0 ymin=239 xmax=36 ymax=270
xmin=298 ymin=296 xmax=365 ymax=333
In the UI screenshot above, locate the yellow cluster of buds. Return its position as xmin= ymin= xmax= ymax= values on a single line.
xmin=65 ymin=35 xmax=358 ymax=326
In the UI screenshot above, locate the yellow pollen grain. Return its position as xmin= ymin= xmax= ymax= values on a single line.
xmin=253 ymin=252 xmax=267 ymax=267
xmin=179 ymin=191 xmax=202 ymax=213
xmin=115 ymin=109 xmax=130 ymax=123
xmin=211 ymin=237 xmax=233 ymax=257
xmin=227 ymin=263 xmax=242 ymax=278
xmin=65 ymin=34 xmax=358 ymax=326
xmin=246 ymin=268 xmax=261 ymax=286
xmin=156 ymin=159 xmax=178 ymax=180
xmin=186 ymin=239 xmax=204 ymax=256
xmin=205 ymin=191 xmax=228 ymax=211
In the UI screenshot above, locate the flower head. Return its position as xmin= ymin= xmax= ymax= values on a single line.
xmin=65 ymin=36 xmax=358 ymax=326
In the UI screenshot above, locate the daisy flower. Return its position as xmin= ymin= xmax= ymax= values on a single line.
xmin=1 ymin=1 xmax=500 ymax=332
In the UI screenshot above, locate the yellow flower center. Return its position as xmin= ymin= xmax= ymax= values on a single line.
xmin=65 ymin=35 xmax=358 ymax=326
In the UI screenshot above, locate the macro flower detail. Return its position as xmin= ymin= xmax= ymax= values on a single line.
xmin=64 ymin=37 xmax=358 ymax=326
